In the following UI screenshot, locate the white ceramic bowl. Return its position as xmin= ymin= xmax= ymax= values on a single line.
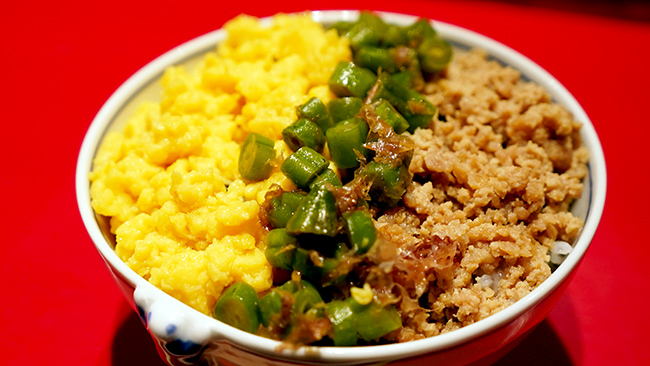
xmin=76 ymin=10 xmax=607 ymax=366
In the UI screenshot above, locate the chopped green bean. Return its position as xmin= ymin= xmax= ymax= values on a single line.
xmin=354 ymin=302 xmax=401 ymax=342
xmin=357 ymin=11 xmax=387 ymax=32
xmin=390 ymin=70 xmax=415 ymax=89
xmin=390 ymin=46 xmax=425 ymax=91
xmin=390 ymin=45 xmax=420 ymax=68
xmin=285 ymin=186 xmax=339 ymax=237
xmin=264 ymin=228 xmax=298 ymax=271
xmin=368 ymin=72 xmax=411 ymax=110
xmin=354 ymin=47 xmax=397 ymax=74
xmin=265 ymin=191 xmax=305 ymax=229
xmin=368 ymin=73 xmax=436 ymax=132
xmin=296 ymin=97 xmax=335 ymax=133
xmin=327 ymin=296 xmax=401 ymax=345
xmin=281 ymin=147 xmax=329 ymax=189
xmin=326 ymin=117 xmax=370 ymax=169
xmin=258 ymin=288 xmax=284 ymax=327
xmin=213 ymin=282 xmax=260 ymax=334
xmin=238 ymin=132 xmax=276 ymax=181
xmin=346 ymin=22 xmax=381 ymax=50
xmin=292 ymin=281 xmax=324 ymax=315
xmin=326 ymin=300 xmax=358 ymax=346
xmin=359 ymin=160 xmax=412 ymax=207
xmin=405 ymin=18 xmax=436 ymax=48
xmin=320 ymin=256 xmax=341 ymax=273
xmin=279 ymin=279 xmax=300 ymax=294
xmin=328 ymin=61 xmax=377 ymax=98
xmin=329 ymin=21 xmax=354 ymax=36
xmin=344 ymin=12 xmax=387 ymax=51
xmin=343 ymin=210 xmax=376 ymax=254
xmin=328 ymin=97 xmax=363 ymax=123
xmin=404 ymin=90 xmax=436 ymax=132
xmin=282 ymin=118 xmax=326 ymax=153
xmin=371 ymin=99 xmax=409 ymax=134
xmin=381 ymin=24 xmax=408 ymax=48
xmin=418 ymin=37 xmax=453 ymax=74
xmin=309 ymin=169 xmax=343 ymax=191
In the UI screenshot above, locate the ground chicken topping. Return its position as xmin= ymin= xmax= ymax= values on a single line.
xmin=369 ymin=49 xmax=588 ymax=341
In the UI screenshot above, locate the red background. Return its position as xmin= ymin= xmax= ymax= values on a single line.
xmin=2 ymin=0 xmax=649 ymax=365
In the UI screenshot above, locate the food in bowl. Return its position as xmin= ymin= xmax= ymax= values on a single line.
xmin=88 ymin=11 xmax=587 ymax=348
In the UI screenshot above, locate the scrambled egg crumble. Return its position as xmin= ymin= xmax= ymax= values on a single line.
xmin=89 ymin=14 xmax=351 ymax=315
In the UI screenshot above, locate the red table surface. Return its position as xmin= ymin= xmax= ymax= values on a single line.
xmin=2 ymin=0 xmax=648 ymax=365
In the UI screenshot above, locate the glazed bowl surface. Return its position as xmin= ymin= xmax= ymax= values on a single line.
xmin=76 ymin=10 xmax=607 ymax=366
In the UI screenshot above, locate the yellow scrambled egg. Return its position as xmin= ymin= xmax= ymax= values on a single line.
xmin=89 ymin=14 xmax=351 ymax=315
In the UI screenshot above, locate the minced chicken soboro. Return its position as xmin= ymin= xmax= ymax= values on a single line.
xmin=89 ymin=14 xmax=587 ymax=343
xmin=373 ymin=49 xmax=587 ymax=341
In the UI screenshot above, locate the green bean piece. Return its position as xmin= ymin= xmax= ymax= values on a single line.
xmin=381 ymin=24 xmax=409 ymax=48
xmin=368 ymin=73 xmax=435 ymax=132
xmin=390 ymin=70 xmax=415 ymax=90
xmin=404 ymin=90 xmax=436 ymax=132
xmin=291 ymin=280 xmax=324 ymax=315
xmin=328 ymin=97 xmax=363 ymax=123
xmin=279 ymin=279 xmax=300 ymax=294
xmin=213 ymin=282 xmax=260 ymax=334
xmin=405 ymin=18 xmax=436 ymax=48
xmin=354 ymin=302 xmax=401 ymax=342
xmin=285 ymin=186 xmax=339 ymax=237
xmin=309 ymin=169 xmax=343 ymax=191
xmin=258 ymin=289 xmax=284 ymax=327
xmin=357 ymin=11 xmax=387 ymax=32
xmin=304 ymin=306 xmax=326 ymax=323
xmin=418 ymin=37 xmax=453 ymax=74
xmin=326 ymin=117 xmax=370 ymax=170
xmin=329 ymin=21 xmax=354 ymax=36
xmin=296 ymin=97 xmax=335 ymax=133
xmin=360 ymin=160 xmax=412 ymax=207
xmin=281 ymin=147 xmax=329 ymax=189
xmin=238 ymin=132 xmax=276 ymax=181
xmin=326 ymin=300 xmax=358 ymax=346
xmin=333 ymin=240 xmax=349 ymax=258
xmin=345 ymin=12 xmax=387 ymax=51
xmin=320 ymin=256 xmax=340 ymax=273
xmin=368 ymin=72 xmax=411 ymax=111
xmin=389 ymin=46 xmax=425 ymax=91
xmin=346 ymin=22 xmax=381 ymax=51
xmin=343 ymin=210 xmax=376 ymax=254
xmin=371 ymin=99 xmax=409 ymax=134
xmin=266 ymin=191 xmax=305 ymax=229
xmin=328 ymin=61 xmax=377 ymax=98
xmin=264 ymin=228 xmax=298 ymax=271
xmin=354 ymin=47 xmax=397 ymax=74
xmin=282 ymin=118 xmax=326 ymax=153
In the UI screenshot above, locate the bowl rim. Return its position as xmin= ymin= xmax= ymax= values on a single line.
xmin=76 ymin=9 xmax=607 ymax=363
